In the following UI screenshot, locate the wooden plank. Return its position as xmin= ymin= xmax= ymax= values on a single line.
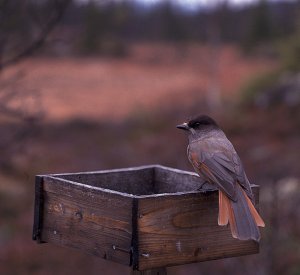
xmin=32 ymin=176 xmax=45 ymax=243
xmin=33 ymin=166 xmax=262 ymax=270
xmin=137 ymin=187 xmax=260 ymax=270
xmin=54 ymin=166 xmax=155 ymax=196
xmin=131 ymin=198 xmax=139 ymax=269
xmin=154 ymin=166 xmax=207 ymax=194
xmin=41 ymin=176 xmax=133 ymax=266
xmin=132 ymin=268 xmax=167 ymax=275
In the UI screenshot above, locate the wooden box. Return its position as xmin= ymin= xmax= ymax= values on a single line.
xmin=33 ymin=165 xmax=259 ymax=271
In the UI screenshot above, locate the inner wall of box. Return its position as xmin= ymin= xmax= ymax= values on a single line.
xmin=56 ymin=166 xmax=206 ymax=196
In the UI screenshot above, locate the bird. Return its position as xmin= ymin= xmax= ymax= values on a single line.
xmin=176 ymin=114 xmax=265 ymax=242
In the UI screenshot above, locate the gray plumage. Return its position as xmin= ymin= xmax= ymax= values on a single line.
xmin=177 ymin=115 xmax=264 ymax=242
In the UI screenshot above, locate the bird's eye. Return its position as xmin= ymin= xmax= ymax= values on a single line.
xmin=193 ymin=122 xmax=201 ymax=127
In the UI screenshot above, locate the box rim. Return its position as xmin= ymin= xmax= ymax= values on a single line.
xmin=37 ymin=165 xmax=258 ymax=199
xmin=40 ymin=165 xmax=198 ymax=178
xmin=42 ymin=175 xmax=214 ymax=199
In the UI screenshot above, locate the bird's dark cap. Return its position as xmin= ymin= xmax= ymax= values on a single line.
xmin=177 ymin=114 xmax=219 ymax=131
xmin=187 ymin=115 xmax=218 ymax=128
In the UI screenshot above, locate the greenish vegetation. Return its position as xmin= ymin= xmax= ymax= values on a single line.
xmin=280 ymin=33 xmax=300 ymax=72
xmin=239 ymin=69 xmax=281 ymax=106
xmin=240 ymin=27 xmax=300 ymax=106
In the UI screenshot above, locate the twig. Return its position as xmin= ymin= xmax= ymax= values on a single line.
xmin=0 ymin=0 xmax=71 ymax=70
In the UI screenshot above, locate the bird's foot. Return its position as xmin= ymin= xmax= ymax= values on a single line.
xmin=197 ymin=181 xmax=216 ymax=194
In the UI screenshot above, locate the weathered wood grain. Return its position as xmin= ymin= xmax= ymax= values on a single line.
xmin=33 ymin=165 xmax=262 ymax=271
xmin=55 ymin=166 xmax=155 ymax=196
xmin=32 ymin=176 xmax=45 ymax=243
xmin=41 ymin=176 xmax=133 ymax=265
xmin=154 ymin=166 xmax=207 ymax=194
xmin=137 ymin=187 xmax=260 ymax=270
xmin=132 ymin=267 xmax=167 ymax=275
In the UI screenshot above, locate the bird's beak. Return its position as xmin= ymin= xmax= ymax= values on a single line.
xmin=176 ymin=122 xmax=190 ymax=131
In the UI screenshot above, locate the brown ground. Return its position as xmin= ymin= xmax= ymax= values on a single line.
xmin=2 ymin=43 xmax=276 ymax=122
xmin=3 ymin=43 xmax=299 ymax=275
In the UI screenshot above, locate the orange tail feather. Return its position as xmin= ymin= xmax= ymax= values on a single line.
xmin=218 ymin=190 xmax=229 ymax=226
xmin=241 ymin=188 xmax=265 ymax=227
xmin=218 ymin=186 xmax=264 ymax=242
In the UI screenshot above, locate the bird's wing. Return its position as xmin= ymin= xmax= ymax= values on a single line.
xmin=188 ymin=139 xmax=253 ymax=201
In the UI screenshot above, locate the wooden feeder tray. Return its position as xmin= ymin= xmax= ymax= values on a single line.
xmin=33 ymin=165 xmax=259 ymax=271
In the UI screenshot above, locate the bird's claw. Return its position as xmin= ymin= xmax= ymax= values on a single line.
xmin=197 ymin=181 xmax=216 ymax=194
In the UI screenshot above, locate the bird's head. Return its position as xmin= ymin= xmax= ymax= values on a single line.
xmin=176 ymin=115 xmax=218 ymax=135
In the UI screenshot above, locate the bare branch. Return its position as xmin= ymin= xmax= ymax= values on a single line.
xmin=0 ymin=0 xmax=71 ymax=70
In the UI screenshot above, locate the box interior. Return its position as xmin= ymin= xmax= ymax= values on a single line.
xmin=54 ymin=166 xmax=208 ymax=196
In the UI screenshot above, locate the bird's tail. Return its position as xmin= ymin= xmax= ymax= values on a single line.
xmin=218 ymin=184 xmax=265 ymax=242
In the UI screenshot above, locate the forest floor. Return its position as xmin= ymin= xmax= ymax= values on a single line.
xmin=1 ymin=43 xmax=299 ymax=275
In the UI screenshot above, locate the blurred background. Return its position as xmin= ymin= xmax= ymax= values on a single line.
xmin=0 ymin=0 xmax=299 ymax=274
